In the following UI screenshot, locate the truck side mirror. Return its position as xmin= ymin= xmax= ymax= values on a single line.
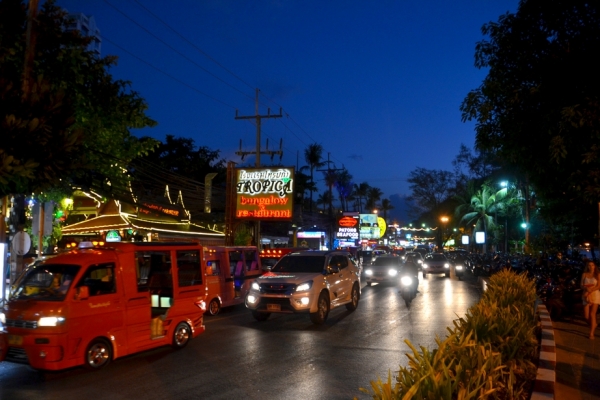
xmin=76 ymin=286 xmax=89 ymax=300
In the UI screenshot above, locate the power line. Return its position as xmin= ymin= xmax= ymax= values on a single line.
xmin=131 ymin=0 xmax=256 ymax=93
xmin=101 ymin=0 xmax=253 ymax=102
xmin=100 ymin=36 xmax=238 ymax=110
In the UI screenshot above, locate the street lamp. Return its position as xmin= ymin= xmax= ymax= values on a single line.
xmin=440 ymin=216 xmax=449 ymax=251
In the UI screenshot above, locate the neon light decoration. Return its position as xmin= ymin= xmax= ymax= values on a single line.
xmin=235 ymin=167 xmax=294 ymax=220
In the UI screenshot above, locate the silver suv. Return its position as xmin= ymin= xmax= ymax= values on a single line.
xmin=245 ymin=251 xmax=361 ymax=324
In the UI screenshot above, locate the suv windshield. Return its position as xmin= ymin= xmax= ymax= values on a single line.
xmin=373 ymin=257 xmax=400 ymax=266
xmin=272 ymin=256 xmax=326 ymax=273
xmin=12 ymin=264 xmax=81 ymax=301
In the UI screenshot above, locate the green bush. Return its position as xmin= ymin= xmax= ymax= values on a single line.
xmin=359 ymin=270 xmax=538 ymax=400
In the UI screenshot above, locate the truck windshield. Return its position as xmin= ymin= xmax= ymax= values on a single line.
xmin=271 ymin=256 xmax=325 ymax=273
xmin=11 ymin=264 xmax=81 ymax=301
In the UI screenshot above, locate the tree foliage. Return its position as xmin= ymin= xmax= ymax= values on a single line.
xmin=461 ymin=0 xmax=600 ymax=207
xmin=407 ymin=167 xmax=455 ymax=218
xmin=0 ymin=0 xmax=157 ymax=197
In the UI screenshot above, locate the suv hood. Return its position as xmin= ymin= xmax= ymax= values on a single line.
xmin=257 ymin=271 xmax=322 ymax=283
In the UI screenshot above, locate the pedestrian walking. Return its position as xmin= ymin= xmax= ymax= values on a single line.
xmin=581 ymin=259 xmax=600 ymax=339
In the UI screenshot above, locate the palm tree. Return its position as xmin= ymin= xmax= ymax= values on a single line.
xmin=455 ymin=183 xmax=504 ymax=253
xmin=365 ymin=187 xmax=383 ymax=212
xmin=316 ymin=190 xmax=333 ymax=213
xmin=300 ymin=143 xmax=326 ymax=213
xmin=334 ymin=168 xmax=353 ymax=211
xmin=322 ymin=168 xmax=338 ymax=217
xmin=380 ymin=198 xmax=394 ymax=223
xmin=353 ymin=182 xmax=370 ymax=213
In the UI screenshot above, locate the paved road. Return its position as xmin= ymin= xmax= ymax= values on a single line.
xmin=0 ymin=270 xmax=483 ymax=400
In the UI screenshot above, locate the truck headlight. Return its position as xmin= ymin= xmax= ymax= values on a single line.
xmin=296 ymin=281 xmax=313 ymax=292
xmin=388 ymin=269 xmax=398 ymax=276
xmin=365 ymin=269 xmax=373 ymax=276
xmin=401 ymin=276 xmax=413 ymax=286
xmin=38 ymin=317 xmax=65 ymax=327
xmin=251 ymin=282 xmax=260 ymax=291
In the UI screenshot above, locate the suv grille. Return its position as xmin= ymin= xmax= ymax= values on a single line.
xmin=259 ymin=282 xmax=296 ymax=295
xmin=5 ymin=319 xmax=38 ymax=329
xmin=6 ymin=347 xmax=29 ymax=364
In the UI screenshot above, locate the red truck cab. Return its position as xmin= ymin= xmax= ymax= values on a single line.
xmin=0 ymin=241 xmax=207 ymax=371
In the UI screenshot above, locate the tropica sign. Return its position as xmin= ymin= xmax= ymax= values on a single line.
xmin=235 ymin=167 xmax=294 ymax=220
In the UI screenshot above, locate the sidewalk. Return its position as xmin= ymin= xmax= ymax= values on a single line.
xmin=553 ymin=314 xmax=600 ymax=399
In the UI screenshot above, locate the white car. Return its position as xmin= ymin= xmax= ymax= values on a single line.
xmin=245 ymin=251 xmax=361 ymax=324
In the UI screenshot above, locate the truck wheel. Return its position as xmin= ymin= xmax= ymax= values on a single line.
xmin=172 ymin=322 xmax=191 ymax=349
xmin=310 ymin=292 xmax=330 ymax=325
xmin=84 ymin=338 xmax=112 ymax=370
xmin=207 ymin=298 xmax=221 ymax=316
xmin=252 ymin=311 xmax=270 ymax=321
xmin=345 ymin=284 xmax=360 ymax=311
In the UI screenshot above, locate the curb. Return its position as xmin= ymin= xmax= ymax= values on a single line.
xmin=531 ymin=303 xmax=556 ymax=400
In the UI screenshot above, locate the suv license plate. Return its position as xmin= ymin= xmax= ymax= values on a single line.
xmin=8 ymin=334 xmax=23 ymax=346
xmin=267 ymin=304 xmax=281 ymax=311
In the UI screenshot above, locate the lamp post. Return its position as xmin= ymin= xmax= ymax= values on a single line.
xmin=440 ymin=216 xmax=449 ymax=251
xmin=500 ymin=181 xmax=508 ymax=253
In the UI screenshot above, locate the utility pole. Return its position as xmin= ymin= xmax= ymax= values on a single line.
xmin=317 ymin=153 xmax=345 ymax=249
xmin=235 ymin=88 xmax=283 ymax=167
xmin=234 ymin=88 xmax=283 ymax=248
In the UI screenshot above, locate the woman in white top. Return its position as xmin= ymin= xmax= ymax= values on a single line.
xmin=581 ymin=260 xmax=600 ymax=339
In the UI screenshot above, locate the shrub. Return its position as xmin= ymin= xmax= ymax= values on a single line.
xmin=359 ymin=270 xmax=538 ymax=400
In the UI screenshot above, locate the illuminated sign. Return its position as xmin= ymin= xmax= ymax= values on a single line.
xmin=359 ymin=214 xmax=381 ymax=240
xmin=475 ymin=232 xmax=485 ymax=244
xmin=235 ymin=168 xmax=294 ymax=220
xmin=142 ymin=203 xmax=180 ymax=217
xmin=377 ymin=217 xmax=386 ymax=239
xmin=297 ymin=231 xmax=323 ymax=238
xmin=339 ymin=216 xmax=358 ymax=227
xmin=105 ymin=230 xmax=122 ymax=242
xmin=462 ymin=235 xmax=469 ymax=245
xmin=337 ymin=215 xmax=359 ymax=240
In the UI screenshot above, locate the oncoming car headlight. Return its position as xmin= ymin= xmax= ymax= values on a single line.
xmin=422 ymin=263 xmax=428 ymax=269
xmin=455 ymin=265 xmax=463 ymax=270
xmin=444 ymin=263 xmax=450 ymax=268
xmin=388 ymin=269 xmax=398 ymax=276
xmin=251 ymin=282 xmax=260 ymax=291
xmin=38 ymin=316 xmax=65 ymax=327
xmin=365 ymin=269 xmax=373 ymax=276
xmin=400 ymin=276 xmax=413 ymax=286
xmin=296 ymin=281 xmax=313 ymax=292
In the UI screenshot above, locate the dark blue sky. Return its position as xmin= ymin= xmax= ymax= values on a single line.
xmin=57 ymin=0 xmax=518 ymax=200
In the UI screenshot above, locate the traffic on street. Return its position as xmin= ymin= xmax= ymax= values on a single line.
xmin=0 ymin=263 xmax=482 ymax=400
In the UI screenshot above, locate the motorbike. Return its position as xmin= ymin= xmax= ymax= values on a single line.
xmin=400 ymin=275 xmax=417 ymax=307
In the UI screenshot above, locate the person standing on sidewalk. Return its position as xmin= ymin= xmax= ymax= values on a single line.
xmin=581 ymin=259 xmax=600 ymax=339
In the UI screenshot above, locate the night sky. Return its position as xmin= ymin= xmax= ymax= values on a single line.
xmin=55 ymin=0 xmax=518 ymax=201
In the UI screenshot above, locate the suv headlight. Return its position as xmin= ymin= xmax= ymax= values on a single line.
xmin=455 ymin=265 xmax=463 ymax=270
xmin=388 ymin=269 xmax=398 ymax=276
xmin=422 ymin=263 xmax=428 ymax=269
xmin=444 ymin=263 xmax=450 ymax=268
xmin=38 ymin=316 xmax=65 ymax=327
xmin=296 ymin=281 xmax=313 ymax=292
xmin=365 ymin=269 xmax=373 ymax=276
